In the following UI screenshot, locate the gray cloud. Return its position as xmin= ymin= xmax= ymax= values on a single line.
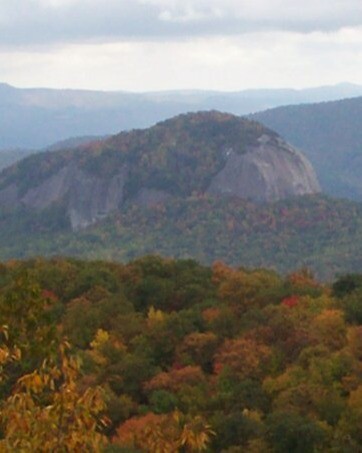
xmin=1 ymin=0 xmax=362 ymax=47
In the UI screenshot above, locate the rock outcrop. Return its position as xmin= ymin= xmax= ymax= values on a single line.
xmin=131 ymin=188 xmax=171 ymax=208
xmin=0 ymin=164 xmax=128 ymax=230
xmin=207 ymin=135 xmax=320 ymax=202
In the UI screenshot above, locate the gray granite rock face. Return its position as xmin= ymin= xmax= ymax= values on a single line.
xmin=67 ymin=167 xmax=127 ymax=230
xmin=0 ymin=184 xmax=18 ymax=207
xmin=21 ymin=164 xmax=78 ymax=210
xmin=131 ymin=188 xmax=171 ymax=208
xmin=0 ymin=164 xmax=128 ymax=230
xmin=207 ymin=135 xmax=320 ymax=202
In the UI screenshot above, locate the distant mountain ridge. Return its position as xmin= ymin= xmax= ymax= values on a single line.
xmin=252 ymin=96 xmax=362 ymax=200
xmin=1 ymin=81 xmax=362 ymax=149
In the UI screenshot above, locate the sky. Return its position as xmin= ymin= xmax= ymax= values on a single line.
xmin=1 ymin=0 xmax=362 ymax=92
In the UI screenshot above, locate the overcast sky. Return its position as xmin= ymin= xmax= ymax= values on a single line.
xmin=1 ymin=0 xmax=362 ymax=91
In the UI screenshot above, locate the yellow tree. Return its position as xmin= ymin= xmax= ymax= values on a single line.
xmin=0 ymin=340 xmax=108 ymax=452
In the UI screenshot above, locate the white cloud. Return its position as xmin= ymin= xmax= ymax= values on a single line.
xmin=159 ymin=6 xmax=223 ymax=24
xmin=0 ymin=0 xmax=362 ymax=47
xmin=142 ymin=0 xmax=362 ymax=28
xmin=0 ymin=1 xmax=361 ymax=91
xmin=2 ymin=27 xmax=362 ymax=91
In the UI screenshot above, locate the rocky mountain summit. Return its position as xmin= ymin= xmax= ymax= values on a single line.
xmin=0 ymin=111 xmax=319 ymax=230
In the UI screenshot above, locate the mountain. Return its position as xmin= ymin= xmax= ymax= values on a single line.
xmin=0 ymin=111 xmax=319 ymax=231
xmin=0 ymin=136 xmax=106 ymax=172
xmin=0 ymin=148 xmax=32 ymax=171
xmin=0 ymin=111 xmax=357 ymax=279
xmin=3 ymin=110 xmax=362 ymax=279
xmin=1 ymin=82 xmax=362 ymax=149
xmin=252 ymin=96 xmax=362 ymax=200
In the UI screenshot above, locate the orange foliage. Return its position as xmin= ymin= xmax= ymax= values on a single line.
xmin=144 ymin=366 xmax=205 ymax=392
xmin=287 ymin=268 xmax=319 ymax=289
xmin=211 ymin=261 xmax=233 ymax=286
xmin=202 ymin=307 xmax=221 ymax=323
xmin=115 ymin=412 xmax=172 ymax=449
xmin=114 ymin=411 xmax=214 ymax=452
xmin=214 ymin=337 xmax=271 ymax=378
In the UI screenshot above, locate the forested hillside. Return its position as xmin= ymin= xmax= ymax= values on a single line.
xmin=253 ymin=96 xmax=362 ymax=200
xmin=1 ymin=256 xmax=362 ymax=451
xmin=1 ymin=195 xmax=362 ymax=280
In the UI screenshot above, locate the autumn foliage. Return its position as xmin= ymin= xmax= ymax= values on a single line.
xmin=0 ymin=256 xmax=361 ymax=451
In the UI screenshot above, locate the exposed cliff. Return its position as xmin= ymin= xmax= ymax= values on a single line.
xmin=0 ymin=111 xmax=319 ymax=230
xmin=207 ymin=135 xmax=319 ymax=202
xmin=0 ymin=164 xmax=127 ymax=230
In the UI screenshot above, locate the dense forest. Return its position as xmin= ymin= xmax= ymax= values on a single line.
xmin=2 ymin=194 xmax=362 ymax=280
xmin=1 ymin=255 xmax=362 ymax=451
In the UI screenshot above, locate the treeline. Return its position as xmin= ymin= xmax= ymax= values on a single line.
xmin=1 ymin=256 xmax=362 ymax=451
